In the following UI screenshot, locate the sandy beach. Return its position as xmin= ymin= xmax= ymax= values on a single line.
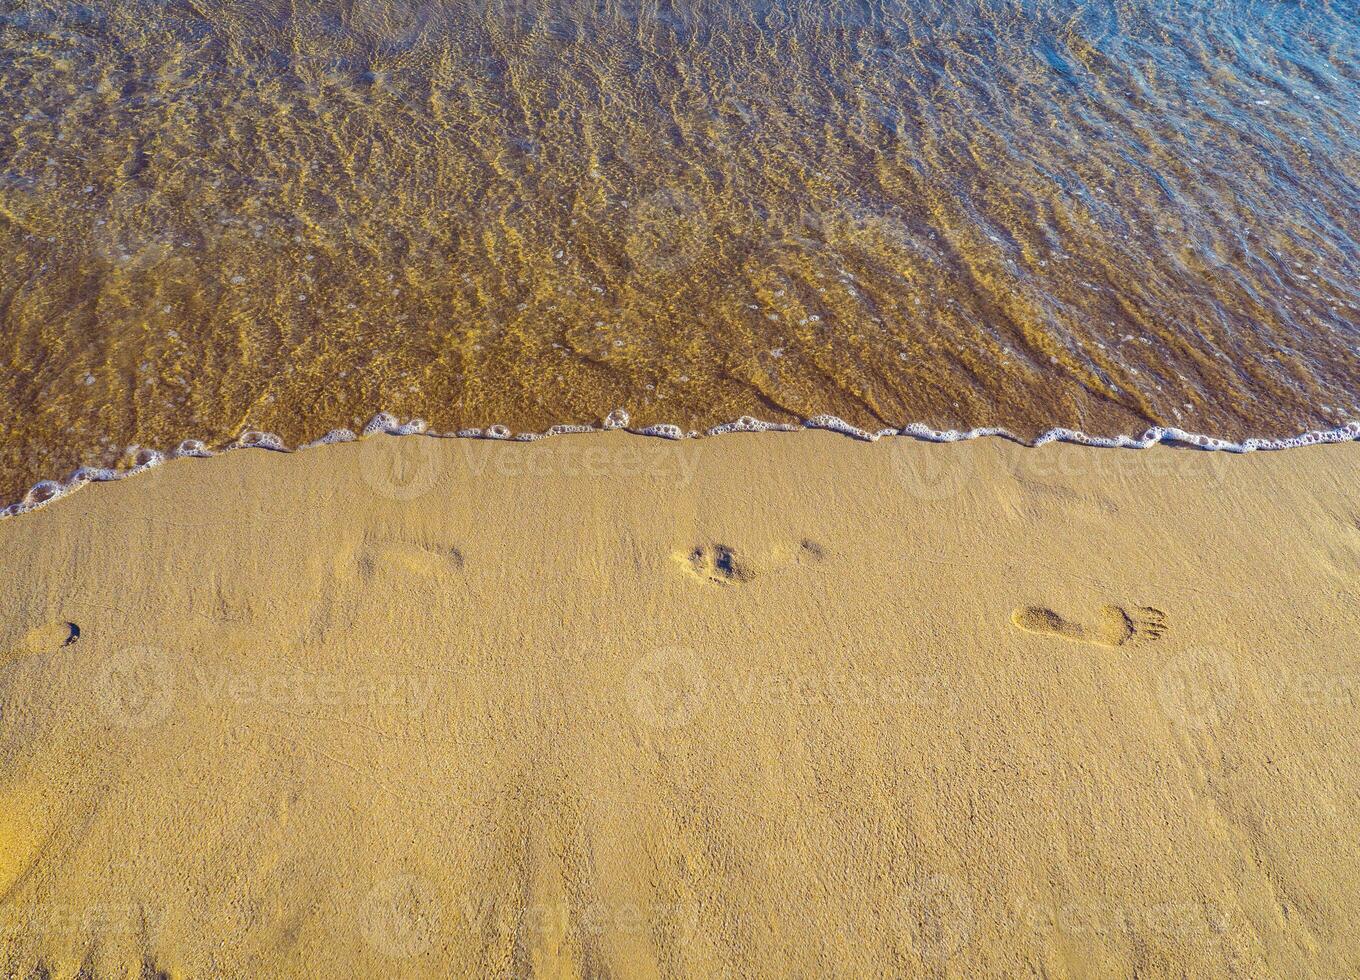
xmin=5 ymin=2 xmax=1358 ymax=976
xmin=1 ymin=431 xmax=1357 ymax=977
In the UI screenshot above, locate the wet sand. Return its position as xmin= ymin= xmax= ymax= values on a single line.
xmin=1 ymin=432 xmax=1358 ymax=976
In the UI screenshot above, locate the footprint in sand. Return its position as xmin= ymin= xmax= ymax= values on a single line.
xmin=356 ymin=540 xmax=465 ymax=582
xmin=1011 ymin=604 xmax=1166 ymax=648
xmin=792 ymin=539 xmax=829 ymax=565
xmin=2 ymin=621 xmax=79 ymax=662
xmin=680 ymin=544 xmax=756 ymax=586
xmin=677 ymin=539 xmax=830 ymax=586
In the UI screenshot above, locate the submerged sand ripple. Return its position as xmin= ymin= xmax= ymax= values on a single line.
xmin=2 ymin=0 xmax=1359 ymax=501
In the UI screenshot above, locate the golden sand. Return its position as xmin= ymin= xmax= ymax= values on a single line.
xmin=1 ymin=432 xmax=1357 ymax=976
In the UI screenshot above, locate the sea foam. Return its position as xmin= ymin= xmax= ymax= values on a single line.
xmin=3 ymin=410 xmax=1359 ymax=520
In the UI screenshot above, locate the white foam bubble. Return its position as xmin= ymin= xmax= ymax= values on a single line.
xmin=706 ymin=415 xmax=800 ymax=434
xmin=362 ymin=414 xmax=426 ymax=437
xmin=637 ymin=423 xmax=686 ymax=440
xmin=804 ymin=415 xmax=881 ymax=441
xmin=234 ymin=431 xmax=286 ymax=451
xmin=174 ymin=439 xmax=214 ymax=458
xmin=363 ymin=412 xmax=400 ymax=436
xmin=129 ymin=447 xmax=164 ymax=468
xmin=300 ymin=429 xmax=357 ymax=449
xmin=4 ymin=410 xmax=1360 ymax=520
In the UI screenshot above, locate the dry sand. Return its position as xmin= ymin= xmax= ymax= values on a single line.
xmin=1 ymin=431 xmax=1358 ymax=978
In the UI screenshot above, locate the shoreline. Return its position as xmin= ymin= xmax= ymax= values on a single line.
xmin=2 ymin=429 xmax=1358 ymax=975
xmin=5 ymin=408 xmax=1360 ymax=521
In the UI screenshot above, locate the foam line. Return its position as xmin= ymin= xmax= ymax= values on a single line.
xmin=3 ymin=410 xmax=1359 ymax=521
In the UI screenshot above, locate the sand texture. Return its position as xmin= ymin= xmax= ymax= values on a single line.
xmin=1 ymin=432 xmax=1357 ymax=977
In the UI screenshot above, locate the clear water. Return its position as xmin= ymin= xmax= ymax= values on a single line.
xmin=2 ymin=0 xmax=1359 ymax=499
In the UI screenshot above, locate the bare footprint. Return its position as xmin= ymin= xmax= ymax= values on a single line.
xmin=2 ymin=621 xmax=79 ymax=662
xmin=678 ymin=544 xmax=756 ymax=586
xmin=357 ymin=540 xmax=465 ymax=582
xmin=1011 ymin=605 xmax=1166 ymax=648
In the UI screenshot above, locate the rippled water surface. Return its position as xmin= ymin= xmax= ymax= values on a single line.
xmin=2 ymin=0 xmax=1359 ymax=497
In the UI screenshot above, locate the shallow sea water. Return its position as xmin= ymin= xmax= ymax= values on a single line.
xmin=2 ymin=0 xmax=1359 ymax=500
